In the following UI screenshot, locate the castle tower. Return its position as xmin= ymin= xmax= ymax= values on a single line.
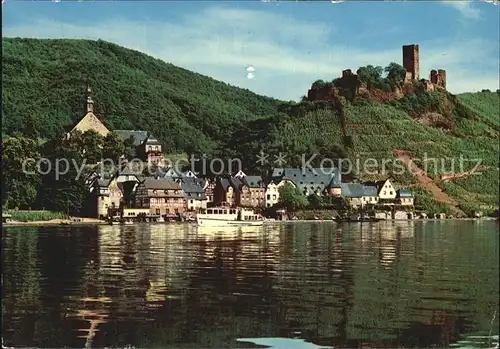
xmin=430 ymin=69 xmax=438 ymax=84
xmin=437 ymin=69 xmax=446 ymax=89
xmin=402 ymin=44 xmax=419 ymax=81
xmin=85 ymin=85 xmax=94 ymax=113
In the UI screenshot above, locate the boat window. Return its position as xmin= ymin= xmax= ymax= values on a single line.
xmin=223 ymin=210 xmax=228 ymax=214
xmin=207 ymin=209 xmax=213 ymax=214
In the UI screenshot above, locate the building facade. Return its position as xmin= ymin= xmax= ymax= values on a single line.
xmin=134 ymin=178 xmax=186 ymax=216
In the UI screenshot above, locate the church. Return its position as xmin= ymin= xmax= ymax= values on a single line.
xmin=66 ymin=86 xmax=164 ymax=167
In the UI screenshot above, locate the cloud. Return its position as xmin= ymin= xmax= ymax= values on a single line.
xmin=3 ymin=5 xmax=498 ymax=100
xmin=441 ymin=1 xmax=482 ymax=20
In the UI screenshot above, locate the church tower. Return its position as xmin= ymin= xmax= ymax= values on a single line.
xmin=86 ymin=85 xmax=94 ymax=113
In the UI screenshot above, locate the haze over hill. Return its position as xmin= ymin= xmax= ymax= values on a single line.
xmin=1 ymin=37 xmax=499 ymax=216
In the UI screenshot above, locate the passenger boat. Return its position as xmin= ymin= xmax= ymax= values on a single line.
xmin=196 ymin=205 xmax=265 ymax=226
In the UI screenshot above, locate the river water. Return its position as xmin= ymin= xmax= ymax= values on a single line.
xmin=2 ymin=221 xmax=499 ymax=348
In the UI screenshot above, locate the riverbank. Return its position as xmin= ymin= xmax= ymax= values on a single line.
xmin=3 ymin=217 xmax=106 ymax=226
xmin=3 ymin=217 xmax=497 ymax=227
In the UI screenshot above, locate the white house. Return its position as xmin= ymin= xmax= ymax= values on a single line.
xmin=265 ymin=179 xmax=295 ymax=208
xmin=377 ymin=179 xmax=397 ymax=200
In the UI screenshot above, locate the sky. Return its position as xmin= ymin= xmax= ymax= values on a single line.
xmin=2 ymin=0 xmax=499 ymax=101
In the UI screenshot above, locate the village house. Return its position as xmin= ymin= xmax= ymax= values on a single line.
xmin=90 ymin=177 xmax=124 ymax=219
xmin=238 ymin=175 xmax=265 ymax=207
xmin=181 ymin=178 xmax=207 ymax=212
xmin=134 ymin=178 xmax=186 ymax=217
xmin=339 ymin=183 xmax=380 ymax=208
xmin=396 ymin=189 xmax=415 ymax=206
xmin=204 ymin=179 xmax=215 ymax=205
xmin=270 ymin=167 xmax=342 ymax=198
xmin=264 ymin=179 xmax=282 ymax=208
xmin=364 ymin=179 xmax=398 ymax=205
xmin=213 ymin=176 xmax=241 ymax=207
xmin=140 ymin=135 xmax=164 ymax=167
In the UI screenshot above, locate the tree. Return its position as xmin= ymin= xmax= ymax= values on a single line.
xmin=103 ymin=131 xmax=125 ymax=161
xmin=384 ymin=62 xmax=405 ymax=84
xmin=81 ymin=130 xmax=104 ymax=163
xmin=38 ymin=139 xmax=89 ymax=215
xmin=278 ymin=182 xmax=308 ymax=211
xmin=356 ymin=65 xmax=383 ymax=87
xmin=1 ymin=135 xmax=41 ymax=209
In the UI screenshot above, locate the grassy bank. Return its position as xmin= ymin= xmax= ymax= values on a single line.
xmin=4 ymin=210 xmax=69 ymax=222
xmin=295 ymin=209 xmax=339 ymax=220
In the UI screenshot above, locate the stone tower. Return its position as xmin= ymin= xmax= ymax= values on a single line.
xmin=402 ymin=44 xmax=419 ymax=81
xmin=430 ymin=69 xmax=447 ymax=89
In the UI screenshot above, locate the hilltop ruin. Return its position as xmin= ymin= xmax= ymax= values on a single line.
xmin=307 ymin=44 xmax=447 ymax=102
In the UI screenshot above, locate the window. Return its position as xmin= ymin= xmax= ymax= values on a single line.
xmin=390 ymin=191 xmax=393 ymax=195
xmin=272 ymin=195 xmax=276 ymax=199
xmin=165 ymin=198 xmax=168 ymax=203
xmin=190 ymin=200 xmax=193 ymax=204
xmin=156 ymin=209 xmax=160 ymax=215
xmin=383 ymin=190 xmax=387 ymax=195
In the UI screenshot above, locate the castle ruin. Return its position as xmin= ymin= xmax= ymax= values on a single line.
xmin=402 ymin=44 xmax=446 ymax=90
xmin=306 ymin=43 xmax=447 ymax=102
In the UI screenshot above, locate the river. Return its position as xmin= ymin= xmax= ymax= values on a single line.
xmin=2 ymin=220 xmax=499 ymax=348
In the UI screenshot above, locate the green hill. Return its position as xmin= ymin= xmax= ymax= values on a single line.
xmin=2 ymin=37 xmax=499 ymax=216
xmin=230 ymin=90 xmax=499 ymax=215
xmin=1 ymin=37 xmax=281 ymax=154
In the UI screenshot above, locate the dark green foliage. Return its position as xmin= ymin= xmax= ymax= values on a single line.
xmin=356 ymin=63 xmax=405 ymax=92
xmin=1 ymin=135 xmax=41 ymax=209
xmin=2 ymin=38 xmax=281 ymax=153
xmin=277 ymin=182 xmax=308 ymax=211
xmin=103 ymin=131 xmax=125 ymax=162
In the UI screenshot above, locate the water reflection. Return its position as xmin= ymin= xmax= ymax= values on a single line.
xmin=2 ymin=221 xmax=499 ymax=348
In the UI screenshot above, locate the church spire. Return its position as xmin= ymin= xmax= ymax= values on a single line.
xmin=85 ymin=85 xmax=94 ymax=113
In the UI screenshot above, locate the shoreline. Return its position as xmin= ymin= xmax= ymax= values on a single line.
xmin=3 ymin=217 xmax=497 ymax=227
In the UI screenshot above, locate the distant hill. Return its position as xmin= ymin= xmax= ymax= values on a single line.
xmin=1 ymin=37 xmax=282 ymax=154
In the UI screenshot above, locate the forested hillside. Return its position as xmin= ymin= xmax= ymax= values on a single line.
xmin=1 ymin=38 xmax=282 ymax=155
xmin=2 ymin=37 xmax=499 ymax=216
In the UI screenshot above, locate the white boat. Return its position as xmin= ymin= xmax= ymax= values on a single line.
xmin=196 ymin=206 xmax=265 ymax=227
